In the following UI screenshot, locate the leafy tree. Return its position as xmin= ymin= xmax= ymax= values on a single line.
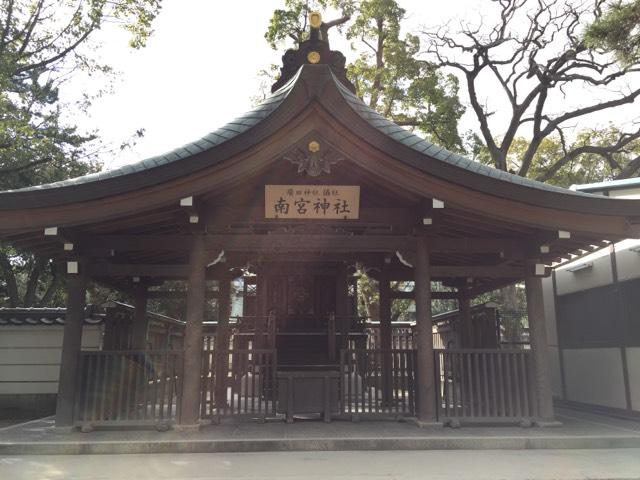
xmin=0 ymin=0 xmax=162 ymax=307
xmin=585 ymin=0 xmax=640 ymax=65
xmin=0 ymin=0 xmax=161 ymax=190
xmin=508 ymin=127 xmax=640 ymax=186
xmin=423 ymin=0 xmax=640 ymax=179
xmin=265 ymin=0 xmax=465 ymax=150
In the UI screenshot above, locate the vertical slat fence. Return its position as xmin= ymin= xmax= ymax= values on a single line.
xmin=435 ymin=349 xmax=536 ymax=422
xmin=200 ymin=348 xmax=277 ymax=420
xmin=340 ymin=349 xmax=416 ymax=417
xmin=74 ymin=350 xmax=182 ymax=427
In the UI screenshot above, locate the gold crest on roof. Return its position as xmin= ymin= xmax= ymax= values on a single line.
xmin=307 ymin=51 xmax=321 ymax=64
xmin=309 ymin=11 xmax=322 ymax=29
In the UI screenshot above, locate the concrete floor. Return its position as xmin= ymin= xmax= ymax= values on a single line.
xmin=1 ymin=449 xmax=640 ymax=479
xmin=3 ymin=406 xmax=640 ymax=455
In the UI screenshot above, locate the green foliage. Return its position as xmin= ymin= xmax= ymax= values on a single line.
xmin=265 ymin=0 xmax=348 ymax=48
xmin=585 ymin=0 xmax=640 ymax=64
xmin=0 ymin=0 xmax=161 ymax=190
xmin=346 ymin=0 xmax=464 ymax=150
xmin=507 ymin=126 xmax=640 ymax=187
xmin=0 ymin=0 xmax=162 ymax=307
xmin=265 ymin=0 xmax=465 ymax=151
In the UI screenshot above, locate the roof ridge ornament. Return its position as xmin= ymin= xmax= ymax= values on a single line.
xmin=271 ymin=11 xmax=356 ymax=94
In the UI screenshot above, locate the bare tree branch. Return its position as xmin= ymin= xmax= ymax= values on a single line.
xmin=421 ymin=0 xmax=640 ymax=182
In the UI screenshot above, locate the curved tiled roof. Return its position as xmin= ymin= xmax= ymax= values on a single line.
xmin=331 ymin=72 xmax=591 ymax=198
xmin=4 ymin=69 xmax=301 ymax=194
xmin=0 ymin=64 xmax=636 ymax=220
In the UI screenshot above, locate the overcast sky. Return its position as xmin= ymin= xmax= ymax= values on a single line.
xmin=69 ymin=0 xmax=637 ymax=171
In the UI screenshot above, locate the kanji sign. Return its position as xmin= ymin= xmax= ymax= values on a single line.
xmin=265 ymin=185 xmax=360 ymax=219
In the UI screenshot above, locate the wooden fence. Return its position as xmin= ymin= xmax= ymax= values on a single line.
xmin=435 ymin=349 xmax=536 ymax=422
xmin=200 ymin=348 xmax=277 ymax=420
xmin=340 ymin=349 xmax=416 ymax=417
xmin=365 ymin=326 xmax=417 ymax=350
xmin=74 ymin=350 xmax=182 ymax=427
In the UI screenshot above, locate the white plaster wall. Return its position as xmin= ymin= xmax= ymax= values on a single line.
xmin=0 ymin=325 xmax=102 ymax=395
xmin=555 ymin=253 xmax=613 ymax=296
xmin=609 ymin=188 xmax=640 ymax=199
xmin=563 ymin=348 xmax=627 ymax=409
xmin=626 ymin=347 xmax=640 ymax=412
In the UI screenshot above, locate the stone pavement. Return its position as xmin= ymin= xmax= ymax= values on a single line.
xmin=1 ymin=406 xmax=640 ymax=455
xmin=1 ymin=449 xmax=640 ymax=479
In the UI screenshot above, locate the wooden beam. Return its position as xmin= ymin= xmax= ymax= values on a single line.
xmin=211 ymin=234 xmax=413 ymax=253
xmin=87 ymin=263 xmax=189 ymax=277
xmin=390 ymin=290 xmax=459 ymax=300
xmin=78 ymin=235 xmax=193 ymax=251
xmin=88 ymin=261 xmax=525 ymax=279
xmin=77 ymin=233 xmax=526 ymax=256
xmin=147 ymin=290 xmax=219 ymax=299
xmin=386 ymin=264 xmax=525 ymax=280
xmin=203 ymin=206 xmax=418 ymax=228
xmin=428 ymin=237 xmax=522 ymax=255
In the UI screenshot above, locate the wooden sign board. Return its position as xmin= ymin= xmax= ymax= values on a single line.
xmin=265 ymin=185 xmax=360 ymax=219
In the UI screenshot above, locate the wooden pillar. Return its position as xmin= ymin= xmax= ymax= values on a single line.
xmin=379 ymin=267 xmax=393 ymax=404
xmin=131 ymin=285 xmax=149 ymax=350
xmin=525 ymin=266 xmax=556 ymax=424
xmin=214 ymin=276 xmax=231 ymax=407
xmin=102 ymin=306 xmax=118 ymax=350
xmin=178 ymin=235 xmax=207 ymax=427
xmin=458 ymin=294 xmax=472 ymax=348
xmin=336 ymin=262 xmax=349 ymax=352
xmin=55 ymin=269 xmax=87 ymax=429
xmin=415 ymin=237 xmax=437 ymax=423
xmin=255 ymin=265 xmax=268 ymax=349
xmin=379 ymin=268 xmax=391 ymax=349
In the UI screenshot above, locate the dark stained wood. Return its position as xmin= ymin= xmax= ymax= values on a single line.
xmin=74 ymin=233 xmax=552 ymax=257
xmin=178 ymin=235 xmax=207 ymax=426
xmin=214 ymin=277 xmax=231 ymax=408
xmin=335 ymin=263 xmax=349 ymax=352
xmin=131 ymin=285 xmax=148 ymax=350
xmin=85 ymin=261 xmax=527 ymax=280
xmin=414 ymin=237 xmax=437 ymax=422
xmin=458 ymin=295 xmax=472 ymax=348
xmin=525 ymin=265 xmax=555 ymax=422
xmin=379 ymin=267 xmax=393 ymax=405
xmin=55 ymin=270 xmax=87 ymax=428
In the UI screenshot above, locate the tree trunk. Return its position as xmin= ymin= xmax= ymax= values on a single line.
xmin=0 ymin=250 xmax=19 ymax=307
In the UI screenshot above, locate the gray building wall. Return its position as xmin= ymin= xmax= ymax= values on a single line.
xmin=543 ymin=244 xmax=640 ymax=413
xmin=0 ymin=325 xmax=102 ymax=415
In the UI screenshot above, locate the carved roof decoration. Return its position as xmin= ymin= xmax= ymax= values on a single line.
xmin=283 ymin=138 xmax=346 ymax=177
xmin=270 ymin=11 xmax=355 ymax=94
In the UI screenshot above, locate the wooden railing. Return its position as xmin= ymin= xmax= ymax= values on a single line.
xmin=434 ymin=349 xmax=536 ymax=422
xmin=200 ymin=348 xmax=277 ymax=420
xmin=366 ymin=325 xmax=448 ymax=350
xmin=340 ymin=349 xmax=416 ymax=417
xmin=74 ymin=350 xmax=182 ymax=427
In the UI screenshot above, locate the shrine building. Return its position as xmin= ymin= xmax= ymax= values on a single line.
xmin=1 ymin=14 xmax=639 ymax=430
